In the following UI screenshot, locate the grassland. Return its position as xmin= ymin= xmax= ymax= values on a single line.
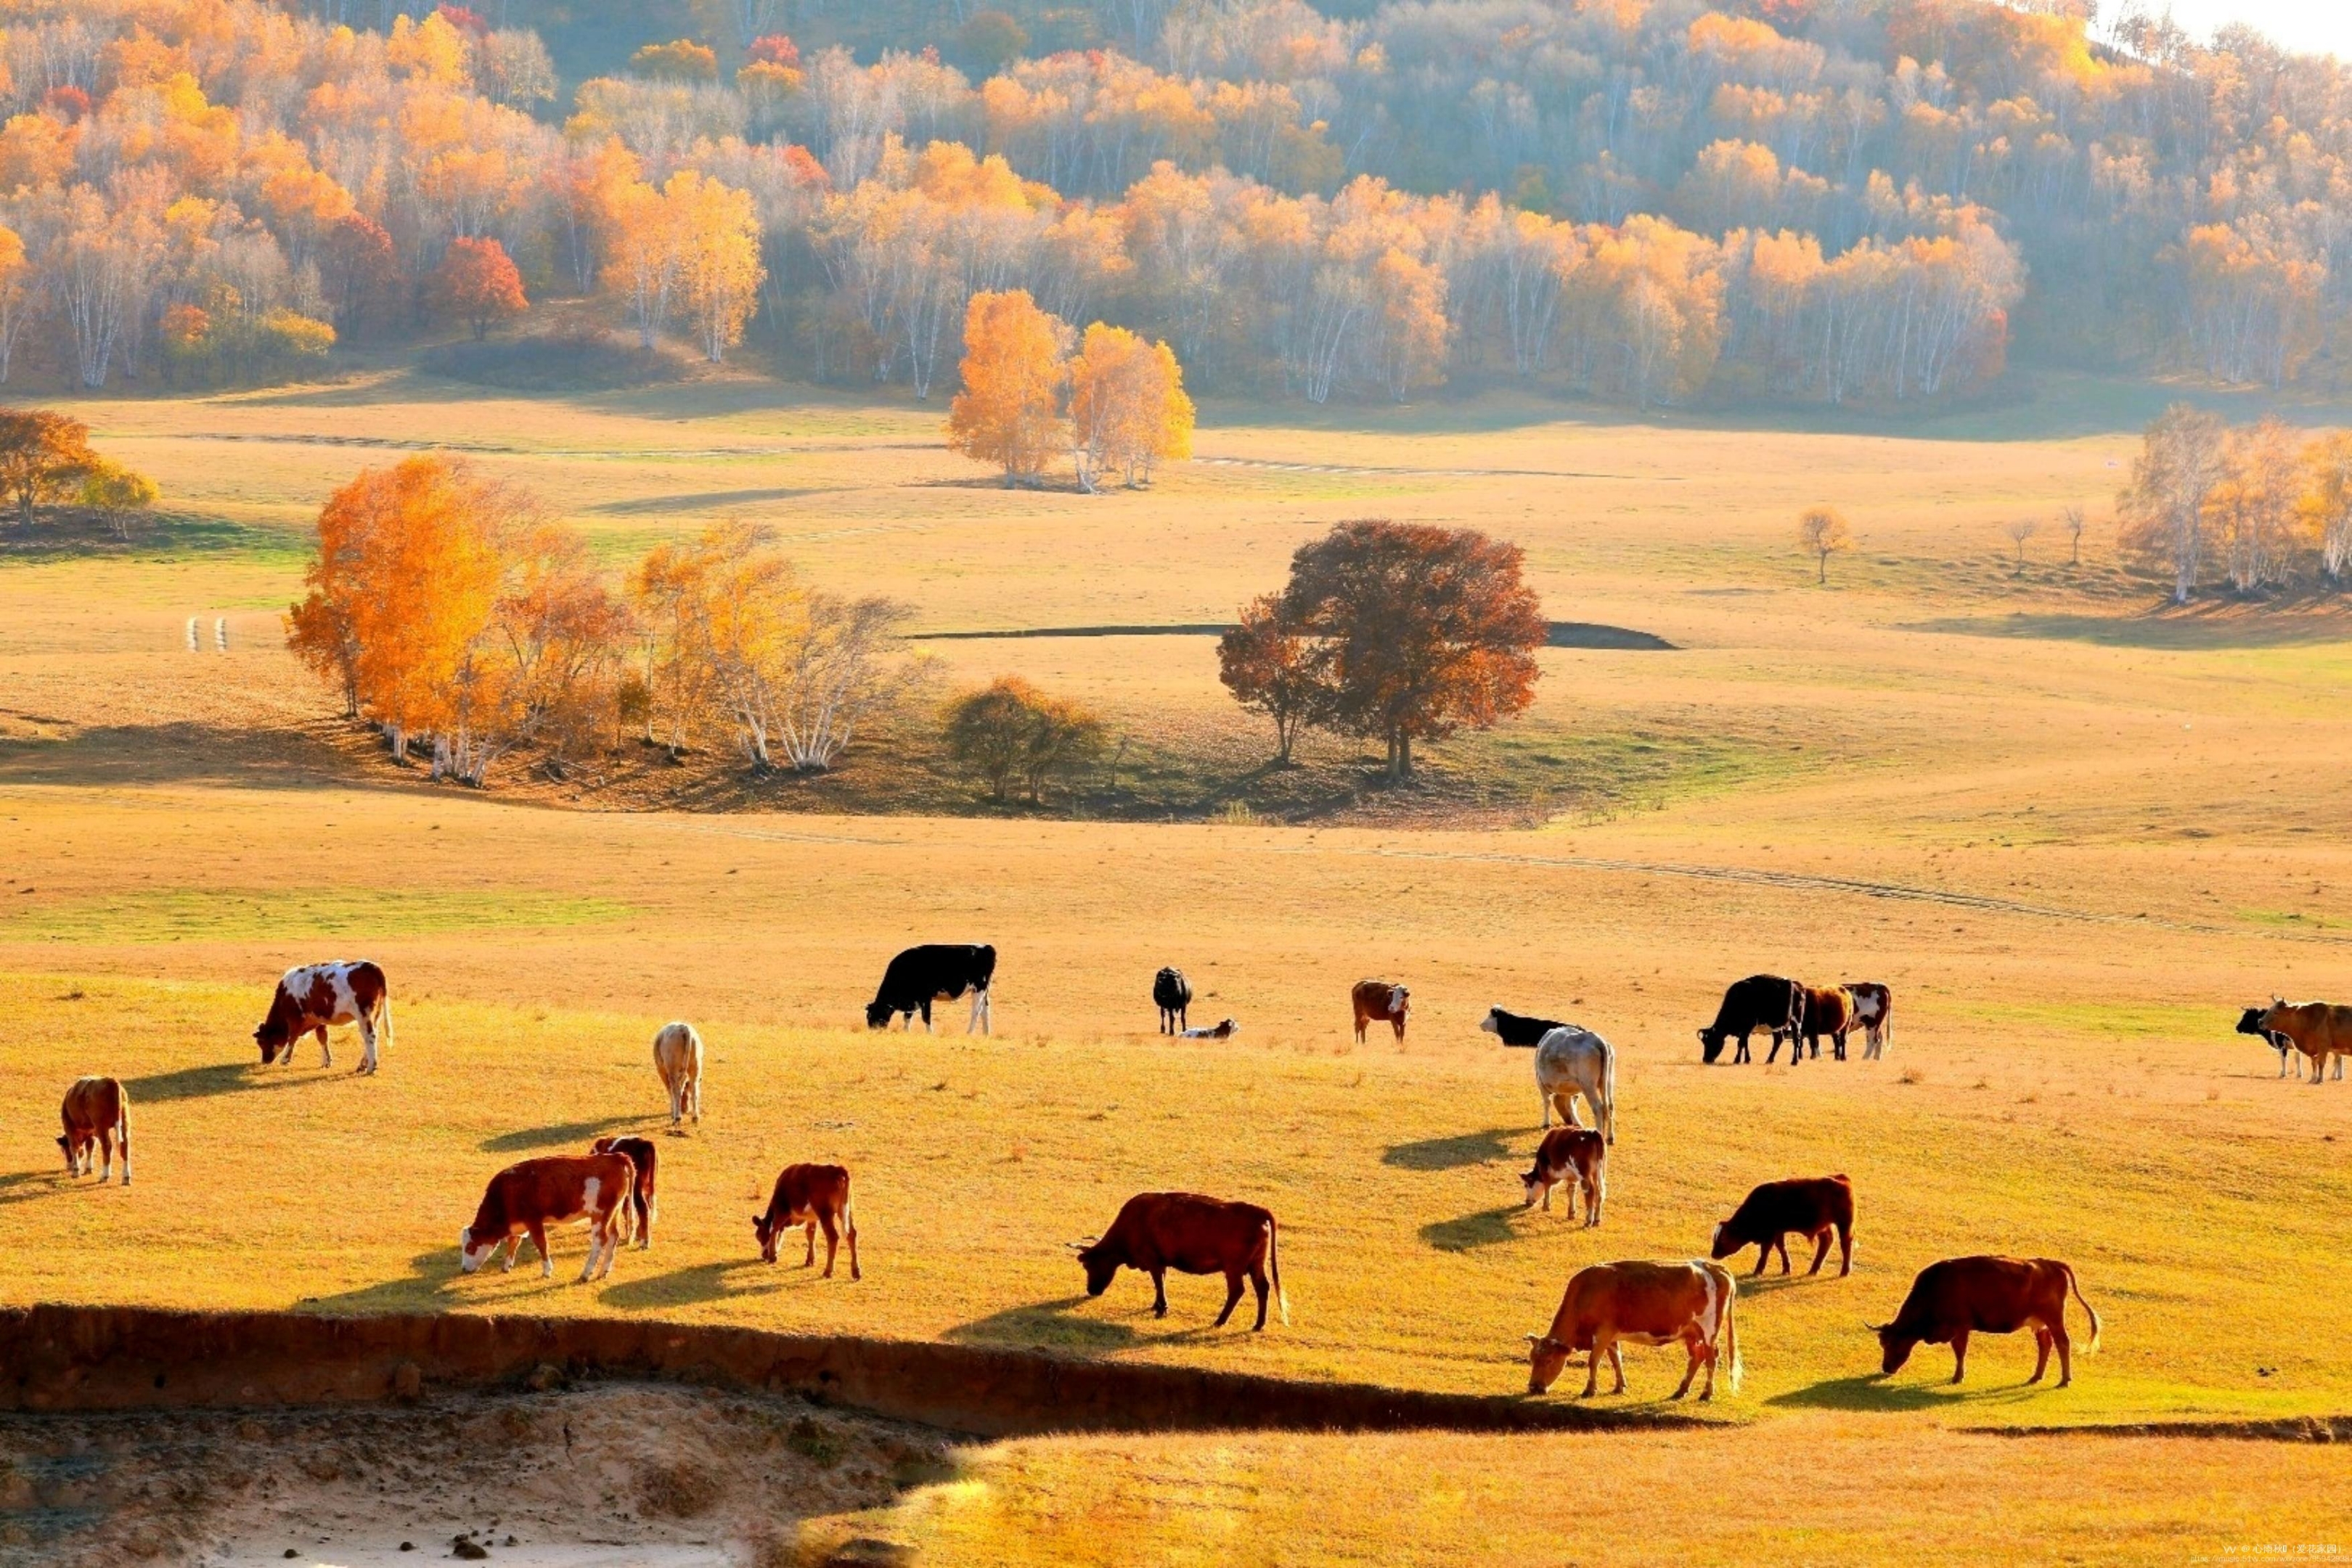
xmin=2 ymin=364 xmax=2350 ymax=1561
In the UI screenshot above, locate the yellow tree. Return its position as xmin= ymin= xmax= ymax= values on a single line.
xmin=1069 ymin=322 xmax=1194 ymax=491
xmin=1797 ymin=505 xmax=1850 ymax=584
xmin=947 ymin=290 xmax=1070 ymax=487
xmin=666 ymin=169 xmax=765 ymax=363
xmin=2299 ymin=430 xmax=2352 ymax=587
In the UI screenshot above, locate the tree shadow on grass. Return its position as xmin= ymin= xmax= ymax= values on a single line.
xmin=1768 ymin=1372 xmax=2054 ymax=1414
xmin=1419 ymin=1205 xmax=1524 ymax=1253
xmin=1383 ymin=1127 xmax=1517 ymax=1172
xmin=944 ymin=1294 xmax=1144 ymax=1354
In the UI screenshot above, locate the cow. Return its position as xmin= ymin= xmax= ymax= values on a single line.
xmin=2247 ymin=1000 xmax=2352 ymax=1085
xmin=2237 ymin=1006 xmax=2304 ymax=1078
xmin=1534 ymin=1024 xmax=1617 ymax=1143
xmin=1698 ymin=975 xmax=1802 ymax=1066
xmin=254 ymin=960 xmax=392 ymax=1074
xmin=589 ymin=1135 xmax=658 ymax=1249
xmin=57 ymin=1077 xmax=131 ymax=1186
xmin=1073 ymin=1192 xmax=1287 ymax=1330
xmin=1153 ymin=968 xmax=1193 ymax=1034
xmin=1873 ymin=1255 xmax=2101 ymax=1387
xmin=1479 ymin=1005 xmax=1565 ymax=1048
xmin=1844 ymin=982 xmax=1893 ymax=1060
xmin=1771 ymin=987 xmax=1851 ymax=1063
xmin=1709 ymin=1175 xmax=1854 ymax=1278
xmin=866 ymin=944 xmax=996 ymax=1034
xmin=1179 ymin=1018 xmax=1238 ymax=1040
xmin=1521 ymin=1127 xmax=1605 ymax=1225
xmin=1352 ymin=980 xmax=1409 ymax=1044
xmin=459 ymin=1153 xmax=635 ymax=1283
xmin=1524 ymin=1259 xmax=1740 ymax=1400
xmin=752 ymin=1163 xmax=860 ymax=1279
xmin=652 ymin=1021 xmax=703 ymax=1127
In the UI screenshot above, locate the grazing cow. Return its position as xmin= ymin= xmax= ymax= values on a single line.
xmin=1479 ymin=1005 xmax=1566 ymax=1048
xmin=652 ymin=1021 xmax=703 ymax=1127
xmin=1843 ymin=982 xmax=1893 ymax=1060
xmin=1874 ymin=1255 xmax=2101 ymax=1387
xmin=459 ymin=1153 xmax=635 ymax=1283
xmin=752 ymin=1163 xmax=859 ymax=1279
xmin=1153 ymin=968 xmax=1193 ymax=1034
xmin=866 ymin=944 xmax=996 ymax=1034
xmin=1074 ymin=1193 xmax=1287 ymax=1330
xmin=2236 ymin=1007 xmax=2303 ymax=1078
xmin=1524 ymin=1260 xmax=1740 ymax=1400
xmin=1772 ymin=987 xmax=1852 ymax=1063
xmin=254 ymin=960 xmax=392 ymax=1074
xmin=1534 ymin=1025 xmax=1617 ymax=1143
xmin=1710 ymin=1175 xmax=1854 ymax=1278
xmin=1698 ymin=975 xmax=1802 ymax=1066
xmin=589 ymin=1135 xmax=658 ymax=1249
xmin=1521 ymin=1127 xmax=1605 ymax=1225
xmin=1179 ymin=1018 xmax=1238 ymax=1040
xmin=2247 ymin=1000 xmax=2352 ymax=1085
xmin=1352 ymin=980 xmax=1409 ymax=1044
xmin=57 ymin=1077 xmax=131 ymax=1185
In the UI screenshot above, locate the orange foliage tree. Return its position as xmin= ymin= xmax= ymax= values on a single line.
xmin=430 ymin=237 xmax=528 ymax=340
xmin=1216 ymin=592 xmax=1321 ymax=764
xmin=1069 ymin=322 xmax=1194 ymax=491
xmin=947 ymin=290 xmax=1071 ymax=486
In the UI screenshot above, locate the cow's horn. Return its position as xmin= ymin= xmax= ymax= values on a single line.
xmin=1862 ymin=1320 xmax=1887 ymax=1333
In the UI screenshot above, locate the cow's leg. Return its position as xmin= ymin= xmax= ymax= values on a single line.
xmin=1249 ymin=1265 xmax=1270 ymax=1331
xmin=1948 ymin=1331 xmax=1969 ymax=1385
xmin=1213 ymin=1270 xmax=1244 ymax=1327
xmin=802 ymin=1220 xmax=818 ymax=1269
xmin=1833 ymin=1029 xmax=1847 ymax=1062
xmin=1734 ymin=1034 xmax=1750 ymax=1065
xmin=1698 ymin=1336 xmax=1719 ymax=1402
xmin=665 ymin=1076 xmax=681 ymax=1127
xmin=1775 ymin=1236 xmax=1793 ymax=1275
xmin=1751 ymin=1244 xmax=1771 ymax=1278
xmin=500 ymin=1233 xmax=520 ymax=1272
xmin=817 ymin=1214 xmax=840 ymax=1278
xmin=1540 ymin=1177 xmax=1553 ymax=1212
xmin=96 ymin=1127 xmax=113 ymax=1183
xmin=1586 ymin=1168 xmax=1604 ymax=1227
xmin=1837 ymin=1224 xmax=1853 ymax=1277
xmin=1607 ymin=1342 xmax=1628 ymax=1395
xmin=2028 ymin=1326 xmax=2052 ymax=1384
xmin=1580 ymin=1333 xmax=1606 ymax=1398
xmin=636 ymin=1192 xmax=653 ymax=1249
xmin=529 ymin=1222 xmax=552 ymax=1278
xmin=315 ymin=1024 xmax=332 ymax=1068
xmin=1807 ymin=1230 xmax=1832 ymax=1276
xmin=579 ymin=1225 xmax=603 ymax=1284
xmin=1539 ymin=1089 xmax=1551 ymax=1130
xmin=2051 ymin=1320 xmax=2073 ymax=1387
xmin=1150 ymin=1268 xmax=1169 ymax=1318
xmin=1670 ymin=1337 xmax=1700 ymax=1400
xmin=356 ymin=1010 xmax=377 ymax=1074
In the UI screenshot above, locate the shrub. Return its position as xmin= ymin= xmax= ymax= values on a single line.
xmin=943 ymin=677 xmax=1106 ymax=803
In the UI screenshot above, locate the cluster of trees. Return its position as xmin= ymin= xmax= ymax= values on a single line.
xmin=286 ymin=457 xmax=918 ymax=785
xmin=1218 ymin=519 xmax=1546 ymax=778
xmin=947 ymin=287 xmax=1193 ymax=486
xmin=2118 ymin=406 xmax=2352 ymax=602
xmin=0 ymin=402 xmax=152 ymax=528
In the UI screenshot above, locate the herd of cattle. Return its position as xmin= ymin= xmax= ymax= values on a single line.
xmin=52 ymin=948 xmax=2338 ymax=1400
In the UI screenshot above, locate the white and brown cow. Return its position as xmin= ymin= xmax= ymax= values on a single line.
xmin=460 ymin=1153 xmax=636 ymax=1282
xmin=1843 ymin=982 xmax=1893 ymax=1060
xmin=1521 ymin=1127 xmax=1605 ymax=1225
xmin=1352 ymin=980 xmax=1409 ymax=1044
xmin=1525 ymin=1259 xmax=1741 ymax=1400
xmin=254 ymin=961 xmax=391 ymax=1074
xmin=58 ymin=1077 xmax=131 ymax=1186
xmin=653 ymin=1021 xmax=703 ymax=1127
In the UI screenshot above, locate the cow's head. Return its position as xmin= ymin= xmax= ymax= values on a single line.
xmin=1071 ymin=1237 xmax=1118 ymax=1297
xmin=1708 ymin=1220 xmax=1739 ymax=1260
xmin=1524 ymin=1333 xmax=1574 ymax=1394
xmin=457 ymin=1226 xmax=502 ymax=1274
xmin=2234 ymin=1006 xmax=2270 ymax=1037
xmin=1869 ymin=1320 xmax=1916 ymax=1375
xmin=1479 ymin=1007 xmax=1503 ymax=1037
xmin=753 ymin=1212 xmax=780 ymax=1263
xmin=863 ymin=1000 xmax=894 ymax=1031
xmin=254 ymin=1007 xmax=293 ymax=1064
xmin=1519 ymin=1162 xmax=1550 ymax=1209
xmin=1698 ymin=1028 xmax=1726 ymax=1064
xmin=1389 ymin=986 xmax=1409 ymax=1016
xmin=55 ymin=1132 xmax=73 ymax=1169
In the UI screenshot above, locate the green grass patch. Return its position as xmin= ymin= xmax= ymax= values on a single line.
xmin=0 ymin=889 xmax=634 ymax=944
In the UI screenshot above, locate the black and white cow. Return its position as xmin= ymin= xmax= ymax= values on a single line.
xmin=866 ymin=944 xmax=997 ymax=1034
xmin=1153 ymin=967 xmax=1193 ymax=1034
xmin=1479 ymin=1005 xmax=1567 ymax=1049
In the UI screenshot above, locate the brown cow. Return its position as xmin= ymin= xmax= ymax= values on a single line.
xmin=2253 ymin=1000 xmax=2352 ymax=1086
xmin=1521 ymin=1127 xmax=1605 ymax=1225
xmin=752 ymin=1163 xmax=859 ymax=1279
xmin=1525 ymin=1259 xmax=1740 ymax=1400
xmin=1771 ymin=987 xmax=1851 ymax=1063
xmin=460 ymin=1153 xmax=634 ymax=1283
xmin=1873 ymin=1255 xmax=2101 ymax=1387
xmin=57 ymin=1077 xmax=131 ymax=1186
xmin=254 ymin=961 xmax=392 ymax=1074
xmin=589 ymin=1135 xmax=658 ymax=1249
xmin=1710 ymin=1175 xmax=1853 ymax=1278
xmin=1843 ymin=982 xmax=1893 ymax=1060
xmin=1352 ymin=980 xmax=1409 ymax=1044
xmin=1074 ymin=1192 xmax=1288 ymax=1329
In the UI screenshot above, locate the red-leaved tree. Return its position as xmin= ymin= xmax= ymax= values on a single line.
xmin=430 ymin=237 xmax=528 ymax=340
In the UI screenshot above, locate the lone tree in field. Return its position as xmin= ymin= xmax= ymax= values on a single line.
xmin=947 ymin=290 xmax=1070 ymax=486
xmin=2060 ymin=503 xmax=2086 ymax=566
xmin=2118 ymin=403 xmax=2225 ymax=604
xmin=430 ymin=237 xmax=528 ymax=340
xmin=1272 ymin=520 xmax=1545 ymax=781
xmin=944 ymin=676 xmax=1107 ymax=802
xmin=1069 ymin=322 xmax=1195 ymax=491
xmin=1797 ymin=506 xmax=1850 ymax=585
xmin=1217 ymin=593 xmax=1321 ymax=765
xmin=0 ymin=407 xmax=97 ymax=526
xmin=2004 ymin=517 xmax=2038 ymax=572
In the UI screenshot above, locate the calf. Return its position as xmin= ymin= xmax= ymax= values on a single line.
xmin=2247 ymin=1000 xmax=2351 ymax=1084
xmin=589 ymin=1135 xmax=658 ymax=1249
xmin=1074 ymin=1192 xmax=1287 ymax=1330
xmin=752 ymin=1163 xmax=859 ymax=1279
xmin=57 ymin=1077 xmax=131 ymax=1186
xmin=1352 ymin=980 xmax=1409 ymax=1044
xmin=1534 ymin=1024 xmax=1617 ymax=1142
xmin=1479 ymin=1005 xmax=1565 ymax=1048
xmin=1843 ymin=982 xmax=1893 ymax=1060
xmin=1524 ymin=1259 xmax=1739 ymax=1400
xmin=1521 ymin=1127 xmax=1605 ymax=1225
xmin=652 ymin=1021 xmax=703 ymax=1127
xmin=1709 ymin=1175 xmax=1853 ymax=1278
xmin=254 ymin=960 xmax=392 ymax=1074
xmin=866 ymin=944 xmax=995 ymax=1034
xmin=1179 ymin=1018 xmax=1238 ymax=1040
xmin=1153 ymin=968 xmax=1193 ymax=1033
xmin=1698 ymin=975 xmax=1802 ymax=1066
xmin=1874 ymin=1256 xmax=2100 ymax=1387
xmin=1771 ymin=987 xmax=1851 ymax=1063
xmin=459 ymin=1153 xmax=635 ymax=1283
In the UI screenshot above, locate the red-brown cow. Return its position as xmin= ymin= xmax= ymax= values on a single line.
xmin=1525 ymin=1259 xmax=1740 ymax=1400
xmin=1771 ymin=987 xmax=1851 ymax=1063
xmin=254 ymin=961 xmax=392 ymax=1074
xmin=1710 ymin=1175 xmax=1853 ymax=1278
xmin=58 ymin=1077 xmax=131 ymax=1186
xmin=589 ymin=1135 xmax=658 ymax=1249
xmin=1521 ymin=1127 xmax=1606 ymax=1225
xmin=460 ymin=1153 xmax=635 ymax=1283
xmin=1352 ymin=980 xmax=1409 ymax=1044
xmin=752 ymin=1163 xmax=859 ymax=1279
xmin=1074 ymin=1192 xmax=1288 ymax=1330
xmin=1874 ymin=1255 xmax=2101 ymax=1387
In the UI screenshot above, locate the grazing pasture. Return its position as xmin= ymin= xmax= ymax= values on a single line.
xmin=1 ymin=367 xmax=2350 ymax=1561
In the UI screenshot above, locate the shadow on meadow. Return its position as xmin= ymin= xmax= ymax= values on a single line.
xmin=480 ymin=1116 xmax=658 ymax=1154
xmin=1382 ymin=1127 xmax=1517 ymax=1172
xmin=597 ymin=1257 xmax=796 ymax=1311
xmin=297 ymin=1249 xmax=462 ymax=1315
xmin=1767 ymin=1371 xmax=2057 ymax=1414
xmin=1905 ymin=610 xmax=2352 ymax=650
xmin=125 ymin=1061 xmax=331 ymax=1103
xmin=1418 ymin=1205 xmax=1524 ymax=1253
xmin=944 ymin=1294 xmax=1147 ymax=1354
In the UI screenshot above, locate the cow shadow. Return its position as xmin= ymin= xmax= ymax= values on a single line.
xmin=599 ymin=1259 xmax=793 ymax=1311
xmin=480 ymin=1118 xmax=652 ymax=1154
xmin=1419 ymin=1206 xmax=1522 ymax=1253
xmin=1767 ymin=1373 xmax=2051 ymax=1413
xmin=1383 ymin=1128 xmax=1517 ymax=1172
xmin=1728 ymin=1270 xmax=1837 ymax=1299
xmin=0 ymin=1169 xmax=75 ymax=1209
xmin=126 ymin=1063 xmax=326 ymax=1103
xmin=945 ymin=1294 xmax=1143 ymax=1353
xmin=297 ymin=1251 xmax=460 ymax=1315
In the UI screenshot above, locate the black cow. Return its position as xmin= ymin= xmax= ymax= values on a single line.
xmin=2236 ymin=1005 xmax=2301 ymax=1078
xmin=1479 ymin=1005 xmax=1566 ymax=1048
xmin=866 ymin=944 xmax=997 ymax=1034
xmin=1709 ymin=1175 xmax=1853 ymax=1277
xmin=1153 ymin=967 xmax=1193 ymax=1034
xmin=1699 ymin=975 xmax=1803 ymax=1065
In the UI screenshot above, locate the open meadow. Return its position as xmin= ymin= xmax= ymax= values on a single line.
xmin=4 ymin=365 xmax=2352 ymax=1561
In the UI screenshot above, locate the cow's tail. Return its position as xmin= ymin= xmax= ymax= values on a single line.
xmin=1270 ymin=1215 xmax=1289 ymax=1327
xmin=377 ymin=981 xmax=396 ymax=1056
xmin=2067 ymin=1265 xmax=2102 ymax=1353
xmin=1716 ymin=1265 xmax=1741 ymax=1393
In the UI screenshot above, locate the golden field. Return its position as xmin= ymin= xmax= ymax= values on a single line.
xmin=3 ymin=363 xmax=2351 ymax=1560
